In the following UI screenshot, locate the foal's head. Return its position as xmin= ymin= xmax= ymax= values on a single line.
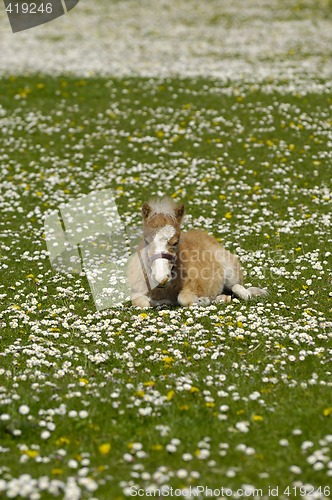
xmin=141 ymin=198 xmax=184 ymax=287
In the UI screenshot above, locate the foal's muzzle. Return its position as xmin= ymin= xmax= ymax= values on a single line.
xmin=149 ymin=253 xmax=176 ymax=287
xmin=149 ymin=253 xmax=176 ymax=264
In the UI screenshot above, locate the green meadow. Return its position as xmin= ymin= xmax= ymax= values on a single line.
xmin=0 ymin=76 xmax=331 ymax=498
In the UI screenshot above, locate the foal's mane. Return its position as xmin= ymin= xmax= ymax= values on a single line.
xmin=146 ymin=197 xmax=178 ymax=221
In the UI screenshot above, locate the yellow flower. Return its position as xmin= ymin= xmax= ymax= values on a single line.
xmin=167 ymin=390 xmax=175 ymax=401
xmin=99 ymin=443 xmax=111 ymax=455
xmin=18 ymin=87 xmax=31 ymax=98
xmin=151 ymin=444 xmax=163 ymax=451
xmin=56 ymin=437 xmax=70 ymax=446
xmin=252 ymin=415 xmax=264 ymax=422
xmin=75 ymin=80 xmax=87 ymax=87
xmin=51 ymin=469 xmax=63 ymax=476
xmin=225 ymin=212 xmax=232 ymax=219
xmin=323 ymin=407 xmax=332 ymax=417
xmin=190 ymin=387 xmax=199 ymax=394
xmin=162 ymin=356 xmax=174 ymax=363
xmin=24 ymin=450 xmax=39 ymax=458
xmin=135 ymin=390 xmax=145 ymax=398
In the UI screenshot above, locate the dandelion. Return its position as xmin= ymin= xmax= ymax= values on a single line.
xmin=24 ymin=450 xmax=39 ymax=459
xmin=252 ymin=415 xmax=264 ymax=422
xmin=98 ymin=443 xmax=111 ymax=455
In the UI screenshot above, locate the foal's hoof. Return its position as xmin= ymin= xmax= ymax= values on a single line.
xmin=132 ymin=296 xmax=151 ymax=308
xmin=215 ymin=294 xmax=232 ymax=303
xmin=196 ymin=297 xmax=211 ymax=306
xmin=178 ymin=291 xmax=210 ymax=307
xmin=247 ymin=287 xmax=269 ymax=298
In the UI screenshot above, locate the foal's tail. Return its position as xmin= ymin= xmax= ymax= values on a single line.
xmin=231 ymin=284 xmax=268 ymax=301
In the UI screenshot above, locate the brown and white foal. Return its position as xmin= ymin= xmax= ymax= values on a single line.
xmin=128 ymin=198 xmax=267 ymax=307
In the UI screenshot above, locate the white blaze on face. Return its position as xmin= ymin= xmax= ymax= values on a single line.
xmin=151 ymin=224 xmax=175 ymax=284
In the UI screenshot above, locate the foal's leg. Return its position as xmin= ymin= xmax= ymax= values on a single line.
xmin=177 ymin=289 xmax=196 ymax=307
xmin=231 ymin=284 xmax=268 ymax=301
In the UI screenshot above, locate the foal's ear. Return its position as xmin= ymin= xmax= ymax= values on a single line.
xmin=175 ymin=203 xmax=185 ymax=222
xmin=142 ymin=202 xmax=151 ymax=220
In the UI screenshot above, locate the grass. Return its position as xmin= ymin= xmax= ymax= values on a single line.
xmin=0 ymin=75 xmax=331 ymax=499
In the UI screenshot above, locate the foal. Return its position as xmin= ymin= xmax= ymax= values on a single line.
xmin=128 ymin=198 xmax=267 ymax=307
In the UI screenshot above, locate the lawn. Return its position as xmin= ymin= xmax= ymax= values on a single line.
xmin=0 ymin=75 xmax=331 ymax=499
